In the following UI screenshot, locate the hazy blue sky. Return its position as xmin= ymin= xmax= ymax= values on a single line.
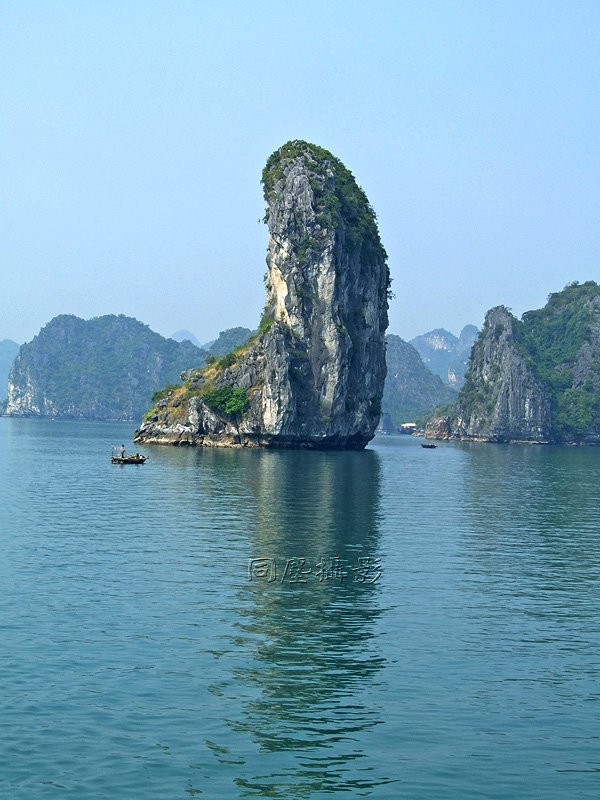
xmin=1 ymin=0 xmax=598 ymax=345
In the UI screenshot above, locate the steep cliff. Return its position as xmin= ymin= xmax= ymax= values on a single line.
xmin=382 ymin=335 xmax=456 ymax=425
xmin=136 ymin=140 xmax=390 ymax=449
xmin=6 ymin=315 xmax=205 ymax=421
xmin=447 ymin=282 xmax=600 ymax=443
xmin=454 ymin=306 xmax=553 ymax=442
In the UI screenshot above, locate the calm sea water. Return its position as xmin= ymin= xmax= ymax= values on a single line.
xmin=0 ymin=418 xmax=598 ymax=799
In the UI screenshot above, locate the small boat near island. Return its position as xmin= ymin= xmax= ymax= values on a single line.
xmin=111 ymin=448 xmax=148 ymax=464
xmin=421 ymin=443 xmax=437 ymax=449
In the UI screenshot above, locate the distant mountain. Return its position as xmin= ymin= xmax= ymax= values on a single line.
xmin=410 ymin=325 xmax=479 ymax=388
xmin=0 ymin=339 xmax=20 ymax=400
xmin=204 ymin=327 xmax=256 ymax=358
xmin=170 ymin=329 xmax=202 ymax=347
xmin=6 ymin=315 xmax=205 ymax=421
xmin=409 ymin=328 xmax=458 ymax=383
xmin=382 ymin=335 xmax=457 ymax=426
xmin=170 ymin=327 xmax=256 ymax=357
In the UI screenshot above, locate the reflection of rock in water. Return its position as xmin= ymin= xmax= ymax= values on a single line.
xmin=224 ymin=449 xmax=393 ymax=793
xmin=246 ymin=447 xmax=382 ymax=552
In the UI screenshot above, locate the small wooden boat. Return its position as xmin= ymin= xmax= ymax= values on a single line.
xmin=111 ymin=452 xmax=148 ymax=464
xmin=421 ymin=443 xmax=437 ymax=449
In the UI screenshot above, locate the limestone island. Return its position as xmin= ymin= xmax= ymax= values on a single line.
xmin=134 ymin=140 xmax=390 ymax=449
xmin=426 ymin=281 xmax=600 ymax=444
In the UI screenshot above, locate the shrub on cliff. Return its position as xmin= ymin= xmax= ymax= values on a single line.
xmin=202 ymin=385 xmax=249 ymax=417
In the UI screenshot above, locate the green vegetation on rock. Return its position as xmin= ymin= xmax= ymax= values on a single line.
xmin=151 ymin=384 xmax=182 ymax=403
xmin=202 ymin=385 xmax=249 ymax=417
xmin=518 ymin=282 xmax=599 ymax=367
xmin=516 ymin=281 xmax=600 ymax=436
xmin=258 ymin=310 xmax=274 ymax=335
xmin=262 ymin=140 xmax=388 ymax=278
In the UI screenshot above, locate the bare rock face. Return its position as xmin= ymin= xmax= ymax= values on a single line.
xmin=135 ymin=140 xmax=390 ymax=449
xmin=425 ymin=415 xmax=453 ymax=440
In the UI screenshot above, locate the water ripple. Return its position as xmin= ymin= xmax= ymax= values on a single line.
xmin=0 ymin=421 xmax=599 ymax=798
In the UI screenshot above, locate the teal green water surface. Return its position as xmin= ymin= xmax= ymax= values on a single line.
xmin=0 ymin=419 xmax=598 ymax=798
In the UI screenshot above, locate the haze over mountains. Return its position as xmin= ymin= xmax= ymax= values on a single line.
xmin=2 ymin=315 xmax=477 ymax=426
xmin=170 ymin=330 xmax=203 ymax=348
xmin=382 ymin=335 xmax=457 ymax=427
xmin=410 ymin=325 xmax=479 ymax=388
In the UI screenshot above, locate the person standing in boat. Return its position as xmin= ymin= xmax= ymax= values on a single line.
xmin=121 ymin=444 xmax=125 ymax=459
